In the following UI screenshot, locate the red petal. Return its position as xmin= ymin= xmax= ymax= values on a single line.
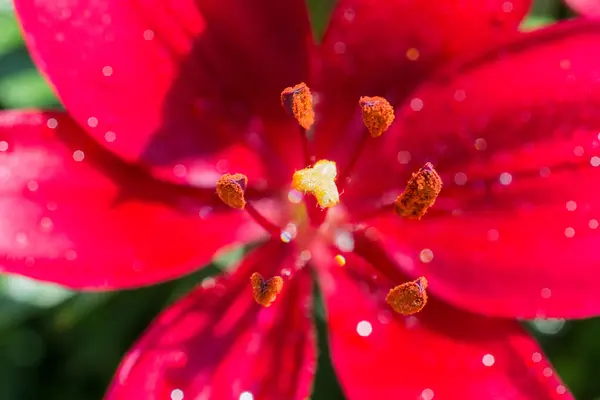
xmin=316 ymin=253 xmax=572 ymax=399
xmin=14 ymin=0 xmax=312 ymax=184
xmin=355 ymin=20 xmax=600 ymax=318
xmin=313 ymin=0 xmax=531 ymax=159
xmin=0 ymin=111 xmax=264 ymax=289
xmin=566 ymin=0 xmax=600 ymax=17
xmin=107 ymin=241 xmax=316 ymax=400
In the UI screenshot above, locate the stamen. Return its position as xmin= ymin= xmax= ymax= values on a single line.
xmin=216 ymin=173 xmax=248 ymax=210
xmin=250 ymin=272 xmax=284 ymax=307
xmin=359 ymin=96 xmax=395 ymax=138
xmin=386 ymin=276 xmax=428 ymax=315
xmin=281 ymin=83 xmax=315 ymax=131
xmin=292 ymin=160 xmax=339 ymax=208
xmin=395 ymin=162 xmax=442 ymax=219
xmin=216 ymin=173 xmax=281 ymax=236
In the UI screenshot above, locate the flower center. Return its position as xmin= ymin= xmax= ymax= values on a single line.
xmin=215 ymin=83 xmax=443 ymax=315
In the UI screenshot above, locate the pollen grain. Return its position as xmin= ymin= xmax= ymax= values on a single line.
xmin=216 ymin=173 xmax=248 ymax=210
xmin=386 ymin=276 xmax=428 ymax=315
xmin=395 ymin=162 xmax=442 ymax=219
xmin=250 ymin=272 xmax=284 ymax=307
xmin=359 ymin=96 xmax=395 ymax=137
xmin=281 ymin=82 xmax=315 ymax=130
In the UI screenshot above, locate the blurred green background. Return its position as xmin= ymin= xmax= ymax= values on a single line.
xmin=1 ymin=0 xmax=600 ymax=399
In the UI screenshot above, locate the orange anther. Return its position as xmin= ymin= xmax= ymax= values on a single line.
xmin=359 ymin=96 xmax=395 ymax=137
xmin=250 ymin=272 xmax=284 ymax=307
xmin=281 ymin=82 xmax=315 ymax=130
xmin=395 ymin=162 xmax=442 ymax=219
xmin=216 ymin=173 xmax=248 ymax=210
xmin=386 ymin=276 xmax=428 ymax=315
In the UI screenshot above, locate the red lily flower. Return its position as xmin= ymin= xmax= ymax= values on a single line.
xmin=2 ymin=0 xmax=599 ymax=398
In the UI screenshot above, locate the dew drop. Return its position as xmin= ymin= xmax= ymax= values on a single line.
xmin=344 ymin=8 xmax=355 ymax=22
xmin=487 ymin=229 xmax=499 ymax=242
xmin=540 ymin=167 xmax=551 ymax=178
xmin=566 ymin=201 xmax=577 ymax=211
xmin=335 ymin=230 xmax=355 ymax=252
xmin=454 ymin=172 xmax=467 ymax=185
xmin=334 ymin=41 xmax=346 ymax=54
xmin=0 ymin=141 xmax=8 ymax=151
xmin=216 ymin=159 xmax=230 ymax=173
xmin=87 ymin=117 xmax=98 ymax=128
xmin=170 ymin=389 xmax=184 ymax=400
xmin=501 ymin=1 xmax=514 ymax=12
xmin=280 ymin=268 xmax=291 ymax=277
xmin=27 ymin=180 xmax=39 ymax=192
xmin=73 ymin=150 xmax=85 ymax=162
xmin=47 ymin=202 xmax=58 ymax=211
xmin=556 ymin=385 xmax=566 ymax=395
xmin=589 ymin=219 xmax=598 ymax=229
xmin=564 ymin=227 xmax=575 ymax=238
xmin=15 ymin=232 xmax=28 ymax=246
xmin=482 ymin=353 xmax=495 ymax=367
xmin=173 ymin=164 xmax=187 ymax=177
xmin=143 ymin=29 xmax=155 ymax=40
xmin=397 ymin=150 xmax=411 ymax=164
xmin=65 ymin=250 xmax=78 ymax=261
xmin=239 ymin=392 xmax=254 ymax=400
xmin=419 ymin=249 xmax=434 ymax=263
xmin=499 ymin=172 xmax=512 ymax=185
xmin=573 ymin=146 xmax=584 ymax=156
xmin=102 ymin=66 xmax=113 ymax=76
xmin=356 ymin=320 xmax=372 ymax=337
xmin=287 ymin=189 xmax=303 ymax=204
xmin=474 ymin=138 xmax=487 ymax=151
xmin=531 ymin=352 xmax=542 ymax=363
xmin=591 ymin=156 xmax=600 ymax=167
xmin=541 ymin=288 xmax=552 ymax=299
xmin=421 ymin=388 xmax=435 ymax=400
xmin=104 ymin=131 xmax=116 ymax=142
xmin=47 ymin=118 xmax=58 ymax=129
xmin=334 ymin=254 xmax=346 ymax=266
xmin=454 ymin=90 xmax=466 ymax=102
xmin=560 ymin=59 xmax=571 ymax=70
xmin=201 ymin=277 xmax=216 ymax=289
xmin=40 ymin=217 xmax=53 ymax=232
xmin=280 ymin=231 xmax=293 ymax=243
xmin=299 ymin=250 xmax=312 ymax=261
xmin=410 ymin=98 xmax=423 ymax=111
xmin=543 ymin=367 xmax=553 ymax=377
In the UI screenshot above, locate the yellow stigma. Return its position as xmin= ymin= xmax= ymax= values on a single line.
xmin=292 ymin=160 xmax=339 ymax=208
xmin=395 ymin=162 xmax=442 ymax=219
xmin=281 ymin=82 xmax=315 ymax=130
xmin=386 ymin=276 xmax=428 ymax=315
xmin=216 ymin=173 xmax=248 ymax=210
xmin=250 ymin=272 xmax=284 ymax=307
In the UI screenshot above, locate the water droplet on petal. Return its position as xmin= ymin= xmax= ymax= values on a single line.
xmin=287 ymin=189 xmax=303 ymax=203
xmin=419 ymin=249 xmax=434 ymax=263
xmin=87 ymin=117 xmax=98 ymax=128
xmin=27 ymin=181 xmax=39 ymax=192
xmin=334 ymin=230 xmax=355 ymax=252
xmin=334 ymin=41 xmax=346 ymax=54
xmin=541 ymin=288 xmax=552 ymax=298
xmin=47 ymin=118 xmax=58 ymax=129
xmin=73 ymin=150 xmax=85 ymax=162
xmin=421 ymin=388 xmax=435 ymax=400
xmin=239 ymin=392 xmax=254 ymax=400
xmin=543 ymin=367 xmax=553 ymax=377
xmin=356 ymin=320 xmax=372 ymax=337
xmin=0 ymin=141 xmax=8 ymax=151
xmin=65 ymin=250 xmax=78 ymax=260
xmin=474 ymin=138 xmax=487 ymax=151
xmin=143 ymin=29 xmax=155 ymax=40
xmin=454 ymin=172 xmax=467 ymax=185
xmin=170 ymin=389 xmax=184 ymax=400
xmin=410 ymin=98 xmax=423 ymax=111
xmin=564 ymin=227 xmax=575 ymax=238
xmin=487 ymin=229 xmax=499 ymax=241
xmin=556 ymin=385 xmax=566 ymax=395
xmin=482 ymin=353 xmax=495 ymax=367
xmin=589 ymin=219 xmax=598 ymax=229
xmin=566 ymin=201 xmax=577 ymax=211
xmin=502 ymin=1 xmax=514 ymax=12
xmin=344 ymin=8 xmax=355 ymax=21
xmin=574 ymin=146 xmax=584 ymax=157
xmin=397 ymin=150 xmax=411 ymax=164
xmin=280 ymin=231 xmax=293 ymax=243
xmin=102 ymin=66 xmax=113 ymax=76
xmin=499 ymin=172 xmax=512 ymax=185
xmin=104 ymin=131 xmax=116 ymax=142
xmin=532 ymin=352 xmax=542 ymax=363
xmin=334 ymin=254 xmax=346 ymax=266
xmin=15 ymin=232 xmax=28 ymax=246
xmin=40 ymin=217 xmax=53 ymax=232
xmin=591 ymin=156 xmax=600 ymax=167
xmin=173 ymin=164 xmax=187 ymax=177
